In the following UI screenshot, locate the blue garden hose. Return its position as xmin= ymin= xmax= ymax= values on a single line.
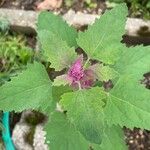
xmin=2 ymin=112 xmax=15 ymax=150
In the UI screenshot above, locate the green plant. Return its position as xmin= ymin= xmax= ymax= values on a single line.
xmin=0 ymin=4 xmax=150 ymax=149
xmin=64 ymin=0 xmax=97 ymax=9
xmin=84 ymin=0 xmax=97 ymax=8
xmin=0 ymin=32 xmax=33 ymax=149
xmin=0 ymin=33 xmax=33 ymax=85
xmin=107 ymin=0 xmax=150 ymax=19
xmin=129 ymin=0 xmax=150 ymax=19
xmin=64 ymin=0 xmax=74 ymax=7
xmin=0 ymin=18 xmax=10 ymax=33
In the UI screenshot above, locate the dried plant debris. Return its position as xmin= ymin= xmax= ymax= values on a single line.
xmin=141 ymin=72 xmax=150 ymax=89
xmin=125 ymin=128 xmax=150 ymax=150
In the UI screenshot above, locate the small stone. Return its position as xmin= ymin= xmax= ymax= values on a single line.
xmin=129 ymin=140 xmax=134 ymax=144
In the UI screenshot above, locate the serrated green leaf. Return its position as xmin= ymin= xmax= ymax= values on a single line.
xmin=60 ymin=87 xmax=107 ymax=144
xmin=38 ymin=30 xmax=77 ymax=71
xmin=104 ymin=45 xmax=150 ymax=129
xmin=45 ymin=111 xmax=89 ymax=150
xmin=94 ymin=64 xmax=119 ymax=82
xmin=77 ymin=4 xmax=127 ymax=64
xmin=37 ymin=11 xmax=78 ymax=47
xmin=46 ymin=85 xmax=72 ymax=113
xmin=100 ymin=125 xmax=127 ymax=150
xmin=52 ymin=85 xmax=72 ymax=102
xmin=0 ymin=62 xmax=52 ymax=112
xmin=93 ymin=125 xmax=127 ymax=150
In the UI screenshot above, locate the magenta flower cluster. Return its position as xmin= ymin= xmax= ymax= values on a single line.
xmin=67 ymin=56 xmax=95 ymax=89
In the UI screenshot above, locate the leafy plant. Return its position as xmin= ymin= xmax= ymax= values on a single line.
xmin=0 ymin=33 xmax=33 ymax=85
xmin=0 ymin=3 xmax=150 ymax=149
xmin=0 ymin=32 xmax=34 ymax=148
xmin=107 ymin=0 xmax=150 ymax=19
xmin=84 ymin=0 xmax=97 ymax=8
xmin=64 ymin=0 xmax=97 ymax=9
xmin=64 ymin=0 xmax=74 ymax=7
xmin=0 ymin=18 xmax=10 ymax=33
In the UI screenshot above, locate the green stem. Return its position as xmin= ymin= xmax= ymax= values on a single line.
xmin=77 ymin=81 xmax=82 ymax=90
xmin=83 ymin=58 xmax=90 ymax=69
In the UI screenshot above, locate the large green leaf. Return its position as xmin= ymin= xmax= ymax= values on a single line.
xmin=104 ymin=45 xmax=150 ymax=129
xmin=77 ymin=4 xmax=127 ymax=64
xmin=37 ymin=11 xmax=78 ymax=47
xmin=0 ymin=62 xmax=52 ymax=112
xmin=45 ymin=112 xmax=89 ymax=150
xmin=45 ymin=112 xmax=127 ymax=150
xmin=38 ymin=30 xmax=77 ymax=71
xmin=60 ymin=87 xmax=107 ymax=144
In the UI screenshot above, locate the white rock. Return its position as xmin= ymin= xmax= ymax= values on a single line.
xmin=12 ymin=111 xmax=48 ymax=150
xmin=12 ymin=123 xmax=32 ymax=150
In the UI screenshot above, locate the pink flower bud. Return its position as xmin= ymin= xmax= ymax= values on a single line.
xmin=68 ymin=56 xmax=84 ymax=82
xmin=67 ymin=56 xmax=96 ymax=89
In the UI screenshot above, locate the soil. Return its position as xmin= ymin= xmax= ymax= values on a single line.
xmin=61 ymin=0 xmax=106 ymax=14
xmin=125 ymin=128 xmax=150 ymax=150
xmin=26 ymin=34 xmax=37 ymax=49
xmin=0 ymin=0 xmax=41 ymax=10
xmin=0 ymin=0 xmax=106 ymax=14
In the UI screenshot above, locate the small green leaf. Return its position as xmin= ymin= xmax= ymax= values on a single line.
xmin=52 ymin=85 xmax=72 ymax=102
xmin=77 ymin=4 xmax=128 ymax=64
xmin=146 ymin=1 xmax=150 ymax=8
xmin=94 ymin=64 xmax=119 ymax=82
xmin=0 ymin=62 xmax=52 ymax=112
xmin=37 ymin=11 xmax=78 ymax=47
xmin=45 ymin=112 xmax=89 ymax=150
xmin=46 ymin=85 xmax=72 ymax=113
xmin=38 ymin=30 xmax=77 ymax=71
xmin=53 ymin=75 xmax=69 ymax=86
xmin=60 ymin=87 xmax=107 ymax=144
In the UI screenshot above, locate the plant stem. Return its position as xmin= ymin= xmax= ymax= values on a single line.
xmin=77 ymin=81 xmax=82 ymax=90
xmin=83 ymin=57 xmax=90 ymax=69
